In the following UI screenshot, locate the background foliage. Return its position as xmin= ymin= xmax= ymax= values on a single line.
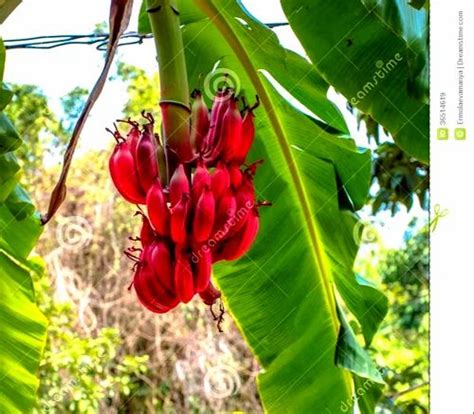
xmin=0 ymin=39 xmax=48 ymax=414
xmin=357 ymin=221 xmax=429 ymax=413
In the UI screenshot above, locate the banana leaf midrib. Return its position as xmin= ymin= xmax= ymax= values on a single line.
xmin=193 ymin=0 xmax=353 ymax=395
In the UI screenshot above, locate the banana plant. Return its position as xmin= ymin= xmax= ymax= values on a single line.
xmin=0 ymin=0 xmax=428 ymax=411
xmin=0 ymin=39 xmax=48 ymax=414
xmin=281 ymin=0 xmax=429 ymax=163
xmin=136 ymin=1 xmax=390 ymax=412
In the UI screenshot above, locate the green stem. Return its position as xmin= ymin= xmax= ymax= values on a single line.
xmin=146 ymin=0 xmax=193 ymax=175
xmin=146 ymin=0 xmax=189 ymax=105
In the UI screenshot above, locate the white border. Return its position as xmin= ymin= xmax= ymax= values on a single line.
xmin=430 ymin=1 xmax=473 ymax=412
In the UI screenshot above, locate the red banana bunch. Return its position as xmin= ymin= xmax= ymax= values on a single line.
xmin=108 ymin=89 xmax=266 ymax=318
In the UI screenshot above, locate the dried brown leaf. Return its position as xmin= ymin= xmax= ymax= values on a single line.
xmin=41 ymin=0 xmax=134 ymax=224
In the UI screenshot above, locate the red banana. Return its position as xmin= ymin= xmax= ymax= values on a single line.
xmin=112 ymin=88 xmax=265 ymax=317
xmin=133 ymin=245 xmax=178 ymax=313
xmin=135 ymin=121 xmax=160 ymax=192
xmin=146 ymin=179 xmax=169 ymax=237
xmin=140 ymin=214 xmax=156 ymax=245
xmin=170 ymin=193 xmax=190 ymax=245
xmin=191 ymin=160 xmax=211 ymax=202
xmin=133 ymin=265 xmax=171 ymax=313
xmin=192 ymin=245 xmax=212 ymax=292
xmin=227 ymin=186 xmax=254 ymax=237
xmin=192 ymin=186 xmax=215 ymax=242
xmin=125 ymin=121 xmax=140 ymax=156
xmin=148 ymin=271 xmax=179 ymax=309
xmin=145 ymin=245 xmax=178 ymax=308
xmin=203 ymin=90 xmax=228 ymax=153
xmin=199 ymin=281 xmax=221 ymax=306
xmin=213 ymin=189 xmax=237 ymax=238
xmin=218 ymin=208 xmax=259 ymax=261
xmin=234 ymin=106 xmax=256 ymax=164
xmin=190 ymin=90 xmax=210 ymax=154
xmin=174 ymin=247 xmax=195 ymax=303
xmin=169 ymin=164 xmax=190 ymax=206
xmin=228 ymin=163 xmax=243 ymax=189
xmin=149 ymin=240 xmax=174 ymax=293
xmin=109 ymin=140 xmax=146 ymax=204
xmin=220 ymin=96 xmax=242 ymax=161
xmin=211 ymin=161 xmax=230 ymax=198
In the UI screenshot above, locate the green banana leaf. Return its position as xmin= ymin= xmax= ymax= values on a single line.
xmin=353 ymin=376 xmax=384 ymax=414
xmin=1 ymin=43 xmax=22 ymax=154
xmin=0 ymin=112 xmax=22 ymax=154
xmin=281 ymin=0 xmax=429 ymax=163
xmin=0 ymin=249 xmax=47 ymax=414
xmin=365 ymin=0 xmax=429 ymax=103
xmin=0 ymin=83 xmax=14 ymax=111
xmin=0 ymin=40 xmax=5 ymax=79
xmin=0 ymin=152 xmax=21 ymax=202
xmin=0 ymin=171 xmax=21 ymax=203
xmin=140 ymin=1 xmax=388 ymax=411
xmin=0 ymin=38 xmax=47 ymax=414
xmin=5 ymin=185 xmax=36 ymax=220
xmin=138 ymin=1 xmax=348 ymax=134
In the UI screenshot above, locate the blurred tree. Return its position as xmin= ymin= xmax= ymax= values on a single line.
xmin=347 ymin=104 xmax=429 ymax=216
xmin=115 ymin=61 xmax=160 ymax=121
xmin=60 ymin=86 xmax=89 ymax=134
xmin=3 ymin=84 xmax=90 ymax=193
xmin=3 ymin=84 xmax=66 ymax=183
xmin=93 ymin=21 xmax=108 ymax=35
xmin=371 ymin=143 xmax=429 ymax=216
xmin=356 ymin=221 xmax=429 ymax=413
xmin=30 ymin=257 xmax=149 ymax=414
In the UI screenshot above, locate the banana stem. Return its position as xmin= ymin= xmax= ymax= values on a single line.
xmin=146 ymin=0 xmax=192 ymax=180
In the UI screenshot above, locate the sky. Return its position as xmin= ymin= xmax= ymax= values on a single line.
xmin=1 ymin=0 xmax=424 ymax=248
xmin=1 ymin=0 xmax=318 ymax=152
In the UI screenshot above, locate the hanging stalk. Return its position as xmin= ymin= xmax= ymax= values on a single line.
xmin=146 ymin=0 xmax=193 ymax=180
xmin=41 ymin=0 xmax=134 ymax=224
